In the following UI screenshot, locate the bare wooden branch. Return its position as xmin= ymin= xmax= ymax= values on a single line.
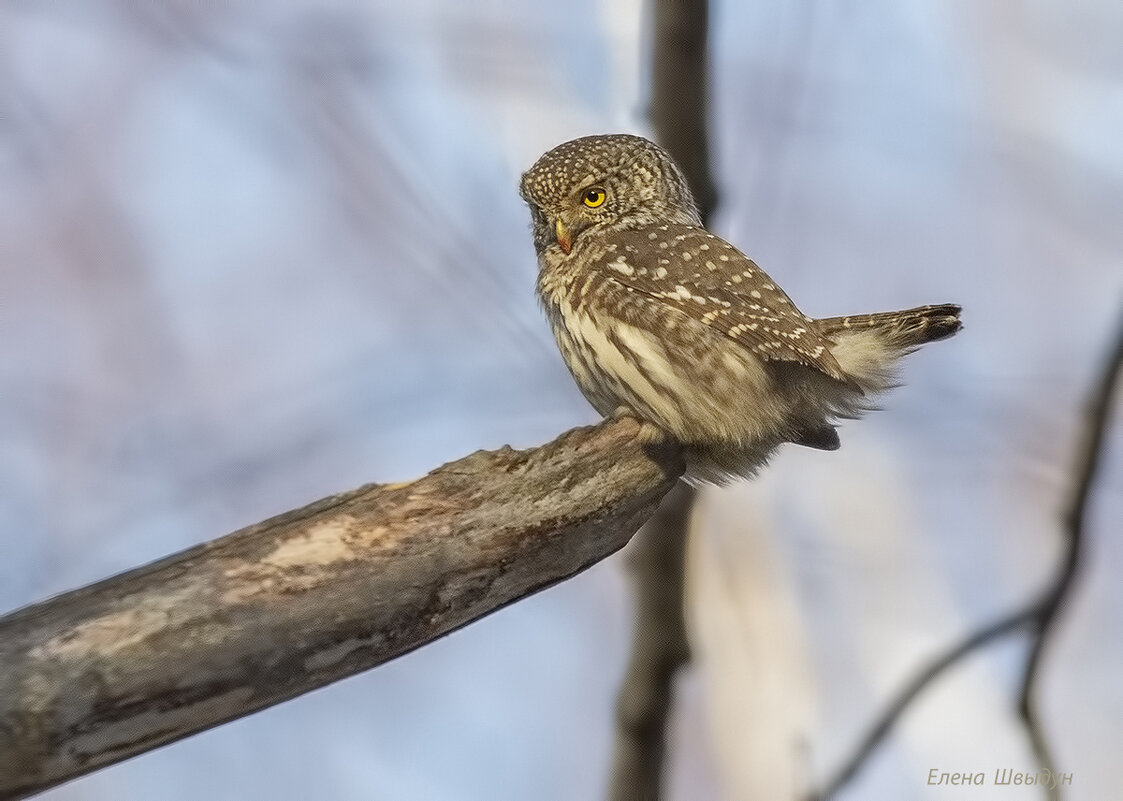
xmin=0 ymin=418 xmax=683 ymax=800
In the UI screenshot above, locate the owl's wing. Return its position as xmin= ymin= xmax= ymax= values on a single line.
xmin=601 ymin=226 xmax=851 ymax=383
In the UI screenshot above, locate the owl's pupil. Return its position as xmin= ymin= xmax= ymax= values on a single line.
xmin=587 ymin=190 xmax=599 ymax=202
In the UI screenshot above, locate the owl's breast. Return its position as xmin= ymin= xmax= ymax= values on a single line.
xmin=541 ymin=278 xmax=684 ymax=425
xmin=538 ymin=261 xmax=736 ymax=439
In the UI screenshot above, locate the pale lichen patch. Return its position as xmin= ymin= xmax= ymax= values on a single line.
xmin=29 ymin=589 xmax=195 ymax=661
xmin=262 ymin=519 xmax=359 ymax=570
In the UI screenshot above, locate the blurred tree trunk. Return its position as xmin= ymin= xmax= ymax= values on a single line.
xmin=607 ymin=1 xmax=715 ymax=799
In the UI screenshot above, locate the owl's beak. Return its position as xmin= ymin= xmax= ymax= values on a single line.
xmin=554 ymin=219 xmax=572 ymax=254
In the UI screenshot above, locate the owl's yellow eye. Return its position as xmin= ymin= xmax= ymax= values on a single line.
xmin=582 ymin=187 xmax=607 ymax=208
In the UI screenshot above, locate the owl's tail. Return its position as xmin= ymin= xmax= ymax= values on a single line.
xmin=816 ymin=303 xmax=962 ymax=396
xmin=817 ymin=303 xmax=962 ymax=346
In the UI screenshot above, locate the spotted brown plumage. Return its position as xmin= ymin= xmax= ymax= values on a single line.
xmin=521 ymin=133 xmax=962 ymax=483
xmin=584 ymin=225 xmax=851 ymax=383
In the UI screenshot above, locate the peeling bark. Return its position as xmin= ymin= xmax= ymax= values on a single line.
xmin=0 ymin=418 xmax=683 ymax=800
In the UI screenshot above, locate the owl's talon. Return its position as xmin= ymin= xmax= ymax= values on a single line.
xmin=611 ymin=405 xmax=637 ymax=421
xmin=635 ymin=420 xmax=671 ymax=445
xmin=607 ymin=407 xmax=668 ymax=444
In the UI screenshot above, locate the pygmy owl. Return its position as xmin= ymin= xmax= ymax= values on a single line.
xmin=520 ymin=134 xmax=961 ymax=483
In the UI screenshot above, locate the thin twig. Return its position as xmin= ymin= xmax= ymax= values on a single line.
xmin=606 ymin=1 xmax=713 ymax=799
xmin=1018 ymin=309 xmax=1123 ymax=799
xmin=811 ymin=606 xmax=1039 ymax=800
xmin=812 ymin=307 xmax=1123 ymax=801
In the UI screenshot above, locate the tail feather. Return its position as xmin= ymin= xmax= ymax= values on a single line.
xmin=817 ymin=303 xmax=962 ymax=348
xmin=815 ymin=303 xmax=962 ymax=396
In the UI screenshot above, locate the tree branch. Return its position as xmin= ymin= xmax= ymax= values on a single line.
xmin=0 ymin=418 xmax=683 ymax=800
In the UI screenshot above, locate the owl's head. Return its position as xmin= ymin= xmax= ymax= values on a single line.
xmin=520 ymin=134 xmax=700 ymax=257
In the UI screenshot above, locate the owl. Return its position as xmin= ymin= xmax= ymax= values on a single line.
xmin=520 ymin=134 xmax=961 ymax=484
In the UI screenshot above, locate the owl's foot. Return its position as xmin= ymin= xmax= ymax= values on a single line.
xmin=611 ymin=406 xmax=671 ymax=445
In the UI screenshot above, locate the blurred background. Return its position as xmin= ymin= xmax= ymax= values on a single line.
xmin=1 ymin=1 xmax=1120 ymax=799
